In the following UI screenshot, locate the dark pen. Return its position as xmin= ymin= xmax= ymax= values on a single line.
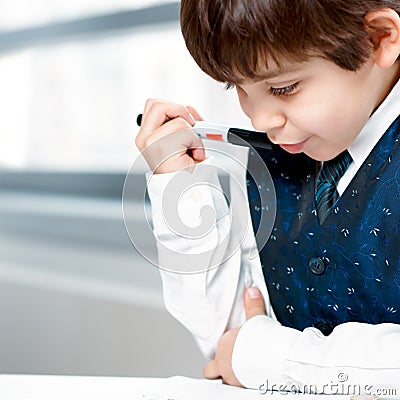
xmin=136 ymin=113 xmax=273 ymax=150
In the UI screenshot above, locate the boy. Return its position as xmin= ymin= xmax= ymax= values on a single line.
xmin=136 ymin=0 xmax=400 ymax=392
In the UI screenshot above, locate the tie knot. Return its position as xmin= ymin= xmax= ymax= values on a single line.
xmin=318 ymin=150 xmax=352 ymax=185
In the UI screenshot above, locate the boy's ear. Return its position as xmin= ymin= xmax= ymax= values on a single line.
xmin=364 ymin=8 xmax=400 ymax=68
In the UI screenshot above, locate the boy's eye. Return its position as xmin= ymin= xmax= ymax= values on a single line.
xmin=269 ymin=82 xmax=299 ymax=97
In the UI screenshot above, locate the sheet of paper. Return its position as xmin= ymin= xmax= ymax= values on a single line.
xmin=0 ymin=374 xmax=355 ymax=400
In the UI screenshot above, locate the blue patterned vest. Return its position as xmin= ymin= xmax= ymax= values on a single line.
xmin=246 ymin=115 xmax=400 ymax=335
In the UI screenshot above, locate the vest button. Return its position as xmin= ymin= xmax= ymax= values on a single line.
xmin=308 ymin=257 xmax=326 ymax=275
xmin=314 ymin=321 xmax=334 ymax=336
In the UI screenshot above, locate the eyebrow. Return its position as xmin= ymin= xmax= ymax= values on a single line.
xmin=258 ymin=65 xmax=301 ymax=80
xmin=231 ymin=64 xmax=302 ymax=86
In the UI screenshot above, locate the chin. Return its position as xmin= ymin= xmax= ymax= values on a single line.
xmin=302 ymin=150 xmax=322 ymax=162
xmin=303 ymin=148 xmax=340 ymax=162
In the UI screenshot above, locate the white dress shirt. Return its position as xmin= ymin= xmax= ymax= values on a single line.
xmin=145 ymin=80 xmax=400 ymax=394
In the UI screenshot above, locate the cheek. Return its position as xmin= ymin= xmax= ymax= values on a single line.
xmin=291 ymin=92 xmax=353 ymax=138
xmin=236 ymin=88 xmax=252 ymax=118
xmin=306 ymin=77 xmax=369 ymax=131
xmin=301 ymin=104 xmax=365 ymax=150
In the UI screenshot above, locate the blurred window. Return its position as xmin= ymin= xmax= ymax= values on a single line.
xmin=0 ymin=1 xmax=249 ymax=172
xmin=0 ymin=0 xmax=176 ymax=30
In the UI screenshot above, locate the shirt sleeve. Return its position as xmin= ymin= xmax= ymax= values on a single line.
xmin=232 ymin=315 xmax=400 ymax=394
xmin=145 ymin=155 xmax=271 ymax=359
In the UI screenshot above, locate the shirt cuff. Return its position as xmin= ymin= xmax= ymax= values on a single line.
xmin=145 ymin=156 xmax=229 ymax=235
xmin=231 ymin=315 xmax=299 ymax=390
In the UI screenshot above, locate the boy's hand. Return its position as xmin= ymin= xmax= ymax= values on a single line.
xmin=135 ymin=99 xmax=205 ymax=174
xmin=203 ymin=287 xmax=266 ymax=386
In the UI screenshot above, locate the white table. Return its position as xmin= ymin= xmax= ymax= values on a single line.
xmin=0 ymin=374 xmax=363 ymax=400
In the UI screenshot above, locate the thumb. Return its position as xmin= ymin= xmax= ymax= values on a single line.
xmin=244 ymin=287 xmax=266 ymax=320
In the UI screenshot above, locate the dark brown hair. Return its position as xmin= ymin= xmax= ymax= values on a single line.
xmin=180 ymin=0 xmax=400 ymax=84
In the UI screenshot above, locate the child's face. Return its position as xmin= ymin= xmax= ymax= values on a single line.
xmin=235 ymin=57 xmax=382 ymax=161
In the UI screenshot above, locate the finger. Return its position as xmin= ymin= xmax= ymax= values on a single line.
xmin=190 ymin=146 xmax=206 ymax=163
xmin=186 ymin=105 xmax=203 ymax=121
xmin=142 ymin=97 xmax=160 ymax=115
xmin=137 ymin=125 xmax=205 ymax=174
xmin=203 ymin=360 xmax=221 ymax=380
xmin=136 ymin=116 xmax=195 ymax=152
xmin=141 ymin=100 xmax=195 ymax=132
xmin=144 ymin=117 xmax=203 ymax=152
xmin=244 ymin=286 xmax=266 ymax=320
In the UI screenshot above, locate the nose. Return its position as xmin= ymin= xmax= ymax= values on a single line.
xmin=250 ymin=104 xmax=286 ymax=134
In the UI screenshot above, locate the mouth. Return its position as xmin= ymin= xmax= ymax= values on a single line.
xmin=278 ymin=138 xmax=309 ymax=154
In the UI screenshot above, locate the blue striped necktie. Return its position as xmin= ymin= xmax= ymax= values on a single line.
xmin=315 ymin=150 xmax=352 ymax=224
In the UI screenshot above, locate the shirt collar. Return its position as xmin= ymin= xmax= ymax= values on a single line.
xmin=348 ymin=78 xmax=400 ymax=169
